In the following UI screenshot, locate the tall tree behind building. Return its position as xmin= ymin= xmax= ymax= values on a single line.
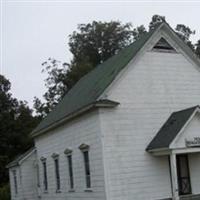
xmin=195 ymin=40 xmax=200 ymax=58
xmin=0 ymin=75 xmax=40 ymax=186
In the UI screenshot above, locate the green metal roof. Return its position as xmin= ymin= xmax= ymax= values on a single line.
xmin=32 ymin=27 xmax=157 ymax=136
xmin=146 ymin=106 xmax=199 ymax=151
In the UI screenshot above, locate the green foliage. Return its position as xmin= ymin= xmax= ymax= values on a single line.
xmin=69 ymin=21 xmax=135 ymax=66
xmin=0 ymin=75 xmax=40 ymax=186
xmin=0 ymin=184 xmax=10 ymax=200
xmin=175 ymin=24 xmax=195 ymax=42
xmin=149 ymin=15 xmax=166 ymax=30
xmin=33 ymin=58 xmax=69 ymax=116
xmin=195 ymin=40 xmax=200 ymax=58
xmin=175 ymin=24 xmax=195 ymax=50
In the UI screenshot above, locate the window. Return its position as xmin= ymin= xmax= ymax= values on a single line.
xmin=177 ymin=154 xmax=191 ymax=195
xmin=83 ymin=151 xmax=91 ymax=188
xmin=52 ymin=154 xmax=61 ymax=192
xmin=12 ymin=170 xmax=18 ymax=195
xmin=67 ymin=155 xmax=74 ymax=189
xmin=64 ymin=148 xmax=74 ymax=191
xmin=79 ymin=143 xmax=91 ymax=189
xmin=41 ymin=158 xmax=48 ymax=191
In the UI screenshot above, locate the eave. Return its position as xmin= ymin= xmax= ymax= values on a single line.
xmin=6 ymin=148 xmax=36 ymax=168
xmin=31 ymin=99 xmax=119 ymax=138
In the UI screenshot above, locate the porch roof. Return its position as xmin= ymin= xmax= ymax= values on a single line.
xmin=146 ymin=106 xmax=199 ymax=152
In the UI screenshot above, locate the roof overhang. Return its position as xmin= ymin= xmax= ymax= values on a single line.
xmin=149 ymin=147 xmax=200 ymax=156
xmin=147 ymin=147 xmax=170 ymax=156
xmin=31 ymin=99 xmax=119 ymax=138
xmin=146 ymin=106 xmax=200 ymax=155
xmin=6 ymin=148 xmax=36 ymax=168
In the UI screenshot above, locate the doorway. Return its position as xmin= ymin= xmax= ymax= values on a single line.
xmin=176 ymin=154 xmax=192 ymax=195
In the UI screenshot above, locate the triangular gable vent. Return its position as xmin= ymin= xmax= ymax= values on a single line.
xmin=153 ymin=37 xmax=176 ymax=52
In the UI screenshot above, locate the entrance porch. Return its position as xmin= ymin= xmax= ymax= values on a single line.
xmin=146 ymin=106 xmax=200 ymax=200
xmin=169 ymin=149 xmax=200 ymax=200
xmin=151 ymin=149 xmax=200 ymax=200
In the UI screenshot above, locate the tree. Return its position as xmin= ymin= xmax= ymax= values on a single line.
xmin=175 ymin=24 xmax=195 ymax=50
xmin=132 ymin=25 xmax=147 ymax=40
xmin=195 ymin=40 xmax=200 ymax=58
xmin=0 ymin=75 xmax=40 ymax=187
xmin=33 ymin=58 xmax=69 ymax=116
xmin=149 ymin=15 xmax=166 ymax=30
xmin=69 ymin=21 xmax=136 ymax=67
xmin=34 ymin=21 xmax=147 ymax=116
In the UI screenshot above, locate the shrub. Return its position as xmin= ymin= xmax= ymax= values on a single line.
xmin=0 ymin=184 xmax=10 ymax=200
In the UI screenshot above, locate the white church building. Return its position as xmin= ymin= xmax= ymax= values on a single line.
xmin=7 ymin=22 xmax=200 ymax=200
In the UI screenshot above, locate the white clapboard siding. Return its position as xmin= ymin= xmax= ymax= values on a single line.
xmin=20 ymin=151 xmax=38 ymax=200
xmin=34 ymin=110 xmax=107 ymax=200
xmin=9 ymin=151 xmax=37 ymax=200
xmin=9 ymin=167 xmax=22 ymax=200
xmin=9 ymin=25 xmax=200 ymax=200
xmin=189 ymin=153 xmax=200 ymax=195
xmin=99 ymin=49 xmax=200 ymax=200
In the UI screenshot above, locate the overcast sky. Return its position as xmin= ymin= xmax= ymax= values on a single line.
xmin=1 ymin=0 xmax=200 ymax=107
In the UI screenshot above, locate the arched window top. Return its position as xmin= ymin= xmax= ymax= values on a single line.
xmin=40 ymin=157 xmax=46 ymax=162
xmin=51 ymin=153 xmax=59 ymax=159
xmin=64 ymin=148 xmax=72 ymax=155
xmin=79 ymin=143 xmax=90 ymax=151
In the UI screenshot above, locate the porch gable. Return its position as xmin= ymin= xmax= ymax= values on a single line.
xmin=146 ymin=106 xmax=200 ymax=153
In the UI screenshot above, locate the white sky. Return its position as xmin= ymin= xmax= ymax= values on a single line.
xmin=1 ymin=0 xmax=200 ymax=107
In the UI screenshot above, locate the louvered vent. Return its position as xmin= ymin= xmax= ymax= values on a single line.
xmin=153 ymin=38 xmax=176 ymax=52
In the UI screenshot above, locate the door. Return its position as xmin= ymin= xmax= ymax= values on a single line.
xmin=177 ymin=154 xmax=192 ymax=195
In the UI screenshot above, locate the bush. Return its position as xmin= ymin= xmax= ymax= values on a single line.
xmin=0 ymin=184 xmax=10 ymax=200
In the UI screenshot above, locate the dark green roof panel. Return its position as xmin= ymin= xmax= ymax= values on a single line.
xmin=146 ymin=106 xmax=199 ymax=151
xmin=32 ymin=28 xmax=157 ymax=135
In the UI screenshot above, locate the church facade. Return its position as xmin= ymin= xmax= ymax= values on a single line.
xmin=7 ymin=22 xmax=200 ymax=200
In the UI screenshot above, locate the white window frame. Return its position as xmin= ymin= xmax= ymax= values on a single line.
xmin=12 ymin=170 xmax=18 ymax=195
xmin=64 ymin=148 xmax=74 ymax=191
xmin=79 ymin=144 xmax=92 ymax=191
xmin=52 ymin=153 xmax=61 ymax=193
xmin=40 ymin=157 xmax=48 ymax=192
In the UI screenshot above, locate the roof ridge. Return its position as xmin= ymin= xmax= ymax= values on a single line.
xmin=66 ymin=28 xmax=156 ymax=94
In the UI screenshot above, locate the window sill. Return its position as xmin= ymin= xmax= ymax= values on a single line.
xmin=84 ymin=188 xmax=93 ymax=192
xmin=56 ymin=190 xmax=61 ymax=193
xmin=68 ymin=189 xmax=75 ymax=192
xmin=43 ymin=190 xmax=48 ymax=194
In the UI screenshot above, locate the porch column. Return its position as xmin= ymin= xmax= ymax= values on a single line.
xmin=170 ymin=153 xmax=179 ymax=200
